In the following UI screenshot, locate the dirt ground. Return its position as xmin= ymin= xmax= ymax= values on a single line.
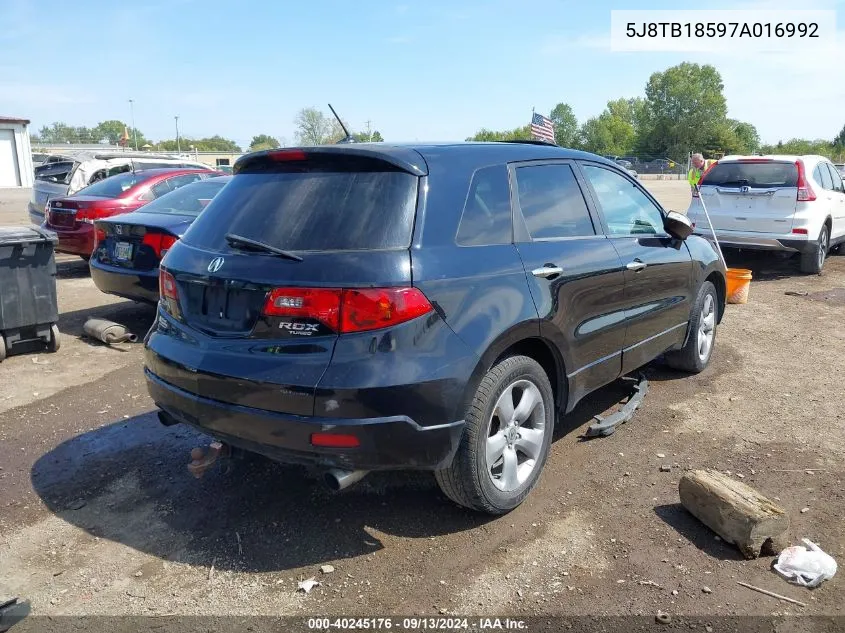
xmin=1 ymin=182 xmax=843 ymax=625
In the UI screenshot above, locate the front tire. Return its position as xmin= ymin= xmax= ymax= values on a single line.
xmin=435 ymin=355 xmax=554 ymax=514
xmin=799 ymin=225 xmax=829 ymax=274
xmin=665 ymin=281 xmax=718 ymax=374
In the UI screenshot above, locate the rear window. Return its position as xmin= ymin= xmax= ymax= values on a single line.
xmin=136 ymin=178 xmax=228 ymax=217
xmin=183 ymin=169 xmax=419 ymax=252
xmin=75 ymin=171 xmax=146 ymax=198
xmin=701 ymin=161 xmax=798 ymax=188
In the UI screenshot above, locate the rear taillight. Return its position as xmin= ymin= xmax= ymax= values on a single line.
xmin=310 ymin=433 xmax=360 ymax=448
xmin=268 ymin=150 xmax=307 ymax=162
xmin=143 ymin=232 xmax=178 ymax=259
xmin=262 ymin=287 xmax=433 ymax=334
xmin=159 ymin=269 xmax=178 ymax=300
xmin=94 ymin=227 xmax=106 ymax=246
xmin=796 ymin=160 xmax=817 ymax=202
xmin=76 ymin=206 xmax=109 ymax=224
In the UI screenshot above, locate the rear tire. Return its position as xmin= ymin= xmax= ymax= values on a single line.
xmin=435 ymin=355 xmax=554 ymax=514
xmin=665 ymin=281 xmax=717 ymax=374
xmin=0 ymin=336 xmax=6 ymax=362
xmin=47 ymin=324 xmax=61 ymax=353
xmin=799 ymin=225 xmax=829 ymax=274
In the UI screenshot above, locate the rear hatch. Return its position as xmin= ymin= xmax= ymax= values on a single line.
xmin=31 ymin=161 xmax=77 ymax=214
xmin=695 ymin=159 xmax=799 ymax=233
xmin=150 ymin=148 xmax=427 ymax=416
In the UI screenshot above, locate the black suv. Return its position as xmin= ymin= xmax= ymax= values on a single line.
xmin=144 ymin=143 xmax=725 ymax=514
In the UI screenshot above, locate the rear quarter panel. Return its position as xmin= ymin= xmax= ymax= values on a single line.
xmin=683 ymin=235 xmax=727 ymax=321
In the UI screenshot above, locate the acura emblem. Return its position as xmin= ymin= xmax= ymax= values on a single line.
xmin=740 ymin=186 xmax=750 ymax=193
xmin=207 ymin=257 xmax=225 ymax=273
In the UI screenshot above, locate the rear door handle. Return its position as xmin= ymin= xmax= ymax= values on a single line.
xmin=626 ymin=260 xmax=647 ymax=272
xmin=532 ymin=265 xmax=563 ymax=278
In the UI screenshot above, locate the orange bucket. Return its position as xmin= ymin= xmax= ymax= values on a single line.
xmin=726 ymin=268 xmax=752 ymax=304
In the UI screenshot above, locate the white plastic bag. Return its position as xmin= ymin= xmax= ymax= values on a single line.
xmin=773 ymin=539 xmax=837 ymax=588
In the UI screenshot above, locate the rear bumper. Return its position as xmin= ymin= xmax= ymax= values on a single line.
xmin=145 ymin=368 xmax=465 ymax=471
xmin=90 ymin=258 xmax=160 ymax=303
xmin=694 ymin=230 xmax=816 ymax=254
xmin=47 ymin=223 xmax=95 ymax=256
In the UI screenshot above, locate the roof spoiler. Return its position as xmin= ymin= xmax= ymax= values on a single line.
xmin=234 ymin=146 xmax=428 ymax=176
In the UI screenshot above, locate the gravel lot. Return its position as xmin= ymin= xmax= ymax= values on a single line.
xmin=1 ymin=181 xmax=843 ymax=625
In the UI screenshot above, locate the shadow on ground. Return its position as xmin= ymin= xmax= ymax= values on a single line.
xmin=30 ymin=411 xmax=492 ymax=574
xmin=653 ymin=503 xmax=745 ymax=562
xmin=29 ymin=375 xmax=649 ymax=574
xmin=722 ymin=249 xmax=812 ymax=283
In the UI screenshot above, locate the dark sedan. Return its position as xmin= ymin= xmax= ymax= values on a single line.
xmin=90 ymin=176 xmax=232 ymax=303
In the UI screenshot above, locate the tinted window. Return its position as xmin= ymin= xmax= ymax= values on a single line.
xmin=456 ymin=165 xmax=512 ymax=246
xmin=184 ymin=169 xmax=418 ymax=252
xmin=701 ymin=162 xmax=798 ymax=188
xmin=818 ymin=163 xmax=834 ymax=190
xmin=151 ymin=180 xmax=174 ymax=198
xmin=136 ymin=178 xmax=228 ymax=217
xmin=75 ymin=171 xmax=146 ymax=198
xmin=827 ymin=163 xmax=844 ymax=191
xmin=514 ymin=164 xmax=594 ymax=239
xmin=582 ymin=165 xmax=665 ymax=236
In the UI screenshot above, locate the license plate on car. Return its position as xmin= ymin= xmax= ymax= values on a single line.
xmin=114 ymin=241 xmax=133 ymax=261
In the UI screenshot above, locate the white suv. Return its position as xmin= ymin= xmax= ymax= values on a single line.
xmin=687 ymin=155 xmax=845 ymax=273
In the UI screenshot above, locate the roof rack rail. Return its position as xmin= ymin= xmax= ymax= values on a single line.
xmin=499 ymin=139 xmax=558 ymax=147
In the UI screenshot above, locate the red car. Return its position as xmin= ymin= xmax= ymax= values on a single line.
xmin=45 ymin=168 xmax=221 ymax=259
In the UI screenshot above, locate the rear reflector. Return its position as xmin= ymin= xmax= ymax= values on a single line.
xmin=792 ymin=228 xmax=809 ymax=235
xmin=795 ymin=160 xmax=817 ymax=202
xmin=310 ymin=433 xmax=360 ymax=448
xmin=263 ymin=287 xmax=433 ymax=334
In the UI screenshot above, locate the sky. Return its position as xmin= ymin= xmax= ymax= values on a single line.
xmin=1 ymin=0 xmax=842 ymax=150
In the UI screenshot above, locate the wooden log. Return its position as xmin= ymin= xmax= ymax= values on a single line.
xmin=679 ymin=469 xmax=789 ymax=559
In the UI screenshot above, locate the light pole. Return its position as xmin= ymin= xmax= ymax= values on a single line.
xmin=128 ymin=99 xmax=138 ymax=150
xmin=175 ymin=115 xmax=181 ymax=154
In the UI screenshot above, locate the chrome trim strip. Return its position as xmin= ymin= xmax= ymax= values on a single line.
xmin=623 ymin=322 xmax=688 ymax=353
xmin=567 ymin=350 xmax=621 ymax=378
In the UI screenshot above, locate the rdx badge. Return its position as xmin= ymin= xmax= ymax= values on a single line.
xmin=279 ymin=322 xmax=320 ymax=335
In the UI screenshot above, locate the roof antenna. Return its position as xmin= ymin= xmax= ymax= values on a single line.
xmin=328 ymin=103 xmax=355 ymax=144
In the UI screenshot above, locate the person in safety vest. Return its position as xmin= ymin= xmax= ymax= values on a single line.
xmin=687 ymin=153 xmax=706 ymax=191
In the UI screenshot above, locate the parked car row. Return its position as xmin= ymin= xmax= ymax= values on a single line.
xmin=688 ymin=154 xmax=845 ymax=273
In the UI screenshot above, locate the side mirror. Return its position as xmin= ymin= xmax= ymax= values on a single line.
xmin=664 ymin=211 xmax=693 ymax=240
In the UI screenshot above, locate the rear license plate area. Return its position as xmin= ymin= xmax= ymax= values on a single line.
xmin=49 ymin=210 xmax=75 ymax=228
xmin=114 ymin=241 xmax=133 ymax=261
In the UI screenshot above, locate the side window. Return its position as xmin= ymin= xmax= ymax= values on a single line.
xmin=456 ymin=165 xmax=513 ymax=246
xmin=167 ymin=174 xmax=203 ymax=191
xmin=582 ymin=165 xmax=665 ymax=236
xmin=818 ymin=163 xmax=833 ymax=190
xmin=151 ymin=180 xmax=174 ymax=198
xmin=513 ymin=164 xmax=595 ymax=240
xmin=138 ymin=188 xmax=154 ymax=202
xmin=827 ymin=163 xmax=844 ymax=191
xmin=812 ymin=165 xmax=825 ymax=188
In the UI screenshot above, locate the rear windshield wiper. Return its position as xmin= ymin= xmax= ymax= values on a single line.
xmin=224 ymin=233 xmax=303 ymax=262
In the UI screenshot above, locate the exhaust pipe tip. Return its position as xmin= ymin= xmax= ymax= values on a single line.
xmin=325 ymin=468 xmax=369 ymax=492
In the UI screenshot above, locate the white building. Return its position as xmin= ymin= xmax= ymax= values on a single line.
xmin=0 ymin=116 xmax=33 ymax=188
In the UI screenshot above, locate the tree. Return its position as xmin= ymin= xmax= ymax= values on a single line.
xmin=550 ymin=103 xmax=578 ymax=148
xmin=95 ymin=120 xmax=130 ymax=144
xmin=249 ymin=134 xmax=281 ymax=151
xmin=833 ymin=124 xmax=845 ymax=148
xmin=729 ymin=120 xmax=760 ymax=154
xmin=640 ymin=62 xmax=728 ymax=159
xmin=294 ymin=108 xmax=335 ymax=145
xmin=154 ymin=136 xmax=241 ymax=152
xmin=37 ymin=122 xmax=81 ymax=143
xmin=467 ymin=125 xmax=532 ymax=142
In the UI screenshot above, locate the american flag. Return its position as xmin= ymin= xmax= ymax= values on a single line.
xmin=530 ymin=112 xmax=555 ymax=143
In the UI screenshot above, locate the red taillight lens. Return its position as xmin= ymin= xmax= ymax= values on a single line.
xmin=94 ymin=227 xmax=106 ymax=246
xmin=143 ymin=232 xmax=179 ymax=259
xmin=262 ymin=287 xmax=433 ymax=334
xmin=341 ymin=288 xmax=433 ymax=333
xmin=792 ymin=228 xmax=809 ymax=235
xmin=310 ymin=433 xmax=360 ymax=448
xmin=796 ymin=160 xmax=817 ymax=202
xmin=76 ymin=205 xmax=107 ymax=224
xmin=264 ymin=288 xmax=343 ymax=330
xmin=159 ymin=269 xmax=178 ymax=300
